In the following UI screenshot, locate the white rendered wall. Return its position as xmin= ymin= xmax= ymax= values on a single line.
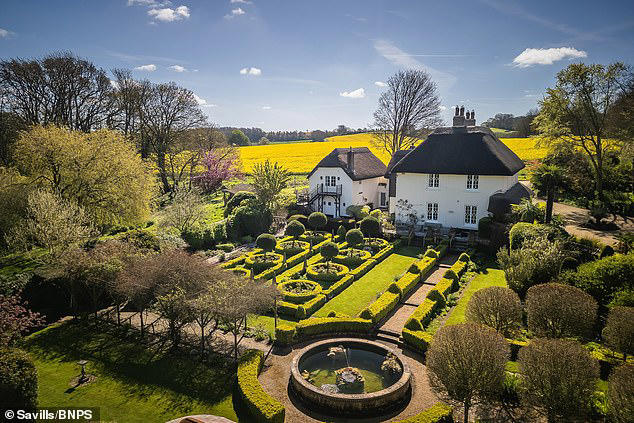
xmin=393 ymin=172 xmax=519 ymax=229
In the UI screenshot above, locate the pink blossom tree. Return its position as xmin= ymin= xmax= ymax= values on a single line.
xmin=0 ymin=293 xmax=44 ymax=348
xmin=193 ymin=147 xmax=242 ymax=193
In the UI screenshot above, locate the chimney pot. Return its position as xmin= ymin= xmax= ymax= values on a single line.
xmin=460 ymin=106 xmax=465 ymax=116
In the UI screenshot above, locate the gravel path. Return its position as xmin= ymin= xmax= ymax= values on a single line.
xmin=258 ymin=339 xmax=440 ymax=423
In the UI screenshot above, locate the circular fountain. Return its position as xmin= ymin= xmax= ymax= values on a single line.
xmin=290 ymin=338 xmax=411 ymax=416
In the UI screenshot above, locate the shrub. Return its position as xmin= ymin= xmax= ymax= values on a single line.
xmin=245 ymin=253 xmax=283 ymax=274
xmin=609 ymin=289 xmax=634 ymax=307
xmin=287 ymin=214 xmax=308 ymax=226
xmin=526 ymin=283 xmax=598 ymax=339
xmin=307 ymin=211 xmax=327 ymax=230
xmin=295 ymin=317 xmax=373 ymax=338
xmin=332 ymin=249 xmax=371 ymax=268
xmin=458 ymin=252 xmax=470 ymax=262
xmin=237 ymin=350 xmax=285 ymax=423
xmin=360 ymin=291 xmax=400 ymax=323
xmin=306 ymin=263 xmax=348 ymax=282
xmin=427 ymin=289 xmax=446 ymax=306
xmin=497 ymin=235 xmax=567 ymax=298
xmin=320 ymin=241 xmax=339 ymax=264
xmin=559 ymin=253 xmax=634 ymax=306
xmin=256 ymin=233 xmax=277 ymax=253
xmin=607 ymin=364 xmax=634 ymax=423
xmin=466 ymin=286 xmax=522 ymax=336
xmin=230 ymin=204 xmax=273 ymax=239
xmin=346 ymin=204 xmax=370 ymax=220
xmin=389 ymin=272 xmax=420 ymax=297
xmin=359 ymin=216 xmax=380 ymax=237
xmin=181 ymin=224 xmax=215 ymax=250
xmin=274 ymin=324 xmax=295 ymax=346
xmin=393 ymin=402 xmax=453 ymax=423
xmin=426 ymin=323 xmax=509 ymax=423
xmin=296 ymin=295 xmax=326 ymax=319
xmin=406 ymin=298 xmax=439 ymax=329
xmin=602 ymin=306 xmax=634 ymax=361
xmin=349 ymin=259 xmax=376 ymax=279
xmin=600 ymin=244 xmax=615 ymax=258
xmin=285 ymin=219 xmax=305 ymax=241
xmin=373 ymin=245 xmax=393 ymax=261
xmin=424 ymin=248 xmax=439 ymax=259
xmin=213 ymin=222 xmax=227 ymax=243
xmin=0 ymin=348 xmax=38 ymax=412
xmin=478 ymin=216 xmax=493 ymax=239
xmin=345 ymin=228 xmax=364 ymax=249
xmin=225 ymin=191 xmax=256 ymax=217
xmin=120 ymin=228 xmax=161 ymax=251
xmin=217 ymin=243 xmax=234 ymax=252
xmin=518 ymin=338 xmax=599 ymax=422
xmin=409 ymin=257 xmax=435 ymax=275
xmin=337 ymin=225 xmax=347 ymax=240
xmin=278 ymin=280 xmax=322 ymax=303
xmin=508 ymin=222 xmax=564 ymax=250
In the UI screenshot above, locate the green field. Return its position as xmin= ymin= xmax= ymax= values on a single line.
xmin=24 ymin=321 xmax=240 ymax=423
xmin=314 ymin=246 xmax=421 ymax=317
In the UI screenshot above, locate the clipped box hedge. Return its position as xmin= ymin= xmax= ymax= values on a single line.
xmin=295 ymin=317 xmax=373 ymax=338
xmin=323 ymin=274 xmax=355 ymax=299
xmin=373 ymin=244 xmax=394 ymax=261
xmin=306 ymin=263 xmax=349 ymax=282
xmin=274 ymin=324 xmax=296 ymax=346
xmin=389 ymin=272 xmax=420 ymax=297
xmin=237 ymin=350 xmax=285 ymax=423
xmin=277 ymin=301 xmax=299 ymax=317
xmin=402 ymin=328 xmax=433 ymax=353
xmin=284 ymin=249 xmax=311 ymax=268
xmin=359 ymin=291 xmax=400 ymax=323
xmin=349 ymin=258 xmax=377 ymax=280
xmin=220 ymin=255 xmax=246 ymax=269
xmin=394 ymin=402 xmax=453 ymax=422
xmin=405 ymin=298 xmax=440 ymax=330
xmin=278 ymin=280 xmax=322 ymax=304
xmin=332 ymin=249 xmax=372 ymax=268
xmin=409 ymin=256 xmax=436 ymax=275
xmin=296 ymin=294 xmax=327 ymax=319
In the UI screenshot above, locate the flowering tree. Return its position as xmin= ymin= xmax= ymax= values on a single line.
xmin=193 ymin=147 xmax=241 ymax=193
xmin=0 ymin=293 xmax=44 ymax=348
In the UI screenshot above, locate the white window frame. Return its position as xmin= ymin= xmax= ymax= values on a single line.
xmin=466 ymin=174 xmax=479 ymax=190
xmin=427 ymin=202 xmax=439 ymax=221
xmin=465 ymin=205 xmax=477 ymax=225
xmin=428 ymin=173 xmax=439 ymax=188
xmin=380 ymin=192 xmax=387 ymax=207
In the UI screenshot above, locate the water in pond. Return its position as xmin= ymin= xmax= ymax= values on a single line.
xmin=299 ymin=347 xmax=402 ymax=394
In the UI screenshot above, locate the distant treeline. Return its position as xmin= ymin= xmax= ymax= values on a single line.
xmin=481 ymin=109 xmax=539 ymax=137
xmin=217 ymin=125 xmax=369 ymax=144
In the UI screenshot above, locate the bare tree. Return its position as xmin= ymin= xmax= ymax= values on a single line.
xmin=0 ymin=52 xmax=116 ymax=131
xmin=372 ymin=69 xmax=441 ymax=156
xmin=426 ymin=323 xmax=509 ymax=423
xmin=137 ymin=81 xmax=207 ymax=194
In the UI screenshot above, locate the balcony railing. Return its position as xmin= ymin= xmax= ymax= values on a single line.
xmin=317 ymin=184 xmax=342 ymax=195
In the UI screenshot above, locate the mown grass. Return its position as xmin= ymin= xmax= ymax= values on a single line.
xmin=444 ymin=268 xmax=508 ymax=326
xmin=313 ymin=246 xmax=421 ymax=318
xmin=24 ymin=321 xmax=240 ymax=423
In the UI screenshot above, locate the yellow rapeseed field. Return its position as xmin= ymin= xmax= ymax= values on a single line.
xmin=238 ymin=133 xmax=548 ymax=174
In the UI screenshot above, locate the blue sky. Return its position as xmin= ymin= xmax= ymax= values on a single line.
xmin=1 ymin=0 xmax=633 ymax=131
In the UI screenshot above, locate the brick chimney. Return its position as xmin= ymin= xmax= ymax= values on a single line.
xmin=452 ymin=105 xmax=466 ymax=127
xmin=347 ymin=147 xmax=354 ymax=173
xmin=465 ymin=109 xmax=476 ymax=126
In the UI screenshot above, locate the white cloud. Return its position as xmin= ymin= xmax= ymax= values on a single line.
xmin=339 ymin=88 xmax=365 ymax=99
xmin=240 ymin=67 xmax=261 ymax=76
xmin=230 ymin=0 xmax=252 ymax=3
xmin=512 ymin=47 xmax=587 ymax=67
xmin=148 ymin=5 xmax=190 ymax=22
xmin=225 ymin=8 xmax=245 ymax=18
xmin=374 ymin=81 xmax=387 ymax=87
xmin=134 ymin=64 xmax=157 ymax=72
xmin=373 ymin=39 xmax=456 ymax=91
xmin=439 ymin=105 xmax=447 ymax=111
xmin=0 ymin=28 xmax=9 ymax=38
xmin=193 ymin=94 xmax=216 ymax=107
xmin=128 ymin=0 xmax=172 ymax=6
xmin=262 ymin=106 xmax=271 ymax=110
xmin=168 ymin=65 xmax=186 ymax=72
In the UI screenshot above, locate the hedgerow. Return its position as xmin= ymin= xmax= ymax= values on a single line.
xmin=359 ymin=291 xmax=400 ymax=323
xmin=274 ymin=324 xmax=295 ymax=346
xmin=237 ymin=350 xmax=285 ymax=423
xmin=295 ymin=317 xmax=373 ymax=338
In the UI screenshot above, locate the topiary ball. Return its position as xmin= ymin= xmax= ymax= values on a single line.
xmin=346 ymin=228 xmax=364 ymax=248
xmin=308 ymin=212 xmax=327 ymax=230
xmin=256 ymin=233 xmax=277 ymax=252
xmin=320 ymin=241 xmax=339 ymax=261
xmin=285 ymin=219 xmax=305 ymax=239
xmin=359 ymin=216 xmax=380 ymax=237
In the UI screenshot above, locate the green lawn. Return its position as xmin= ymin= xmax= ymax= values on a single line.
xmin=313 ymin=246 xmax=421 ymax=318
xmin=247 ymin=314 xmax=297 ymax=336
xmin=24 ymin=321 xmax=240 ymax=423
xmin=445 ymin=268 xmax=508 ymax=326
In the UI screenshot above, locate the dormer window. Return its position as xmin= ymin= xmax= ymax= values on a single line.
xmin=428 ymin=173 xmax=439 ymax=188
xmin=466 ymin=174 xmax=479 ymax=190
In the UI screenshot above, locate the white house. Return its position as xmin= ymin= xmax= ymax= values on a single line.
xmin=386 ymin=106 xmax=531 ymax=230
xmin=306 ymin=147 xmax=388 ymax=218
